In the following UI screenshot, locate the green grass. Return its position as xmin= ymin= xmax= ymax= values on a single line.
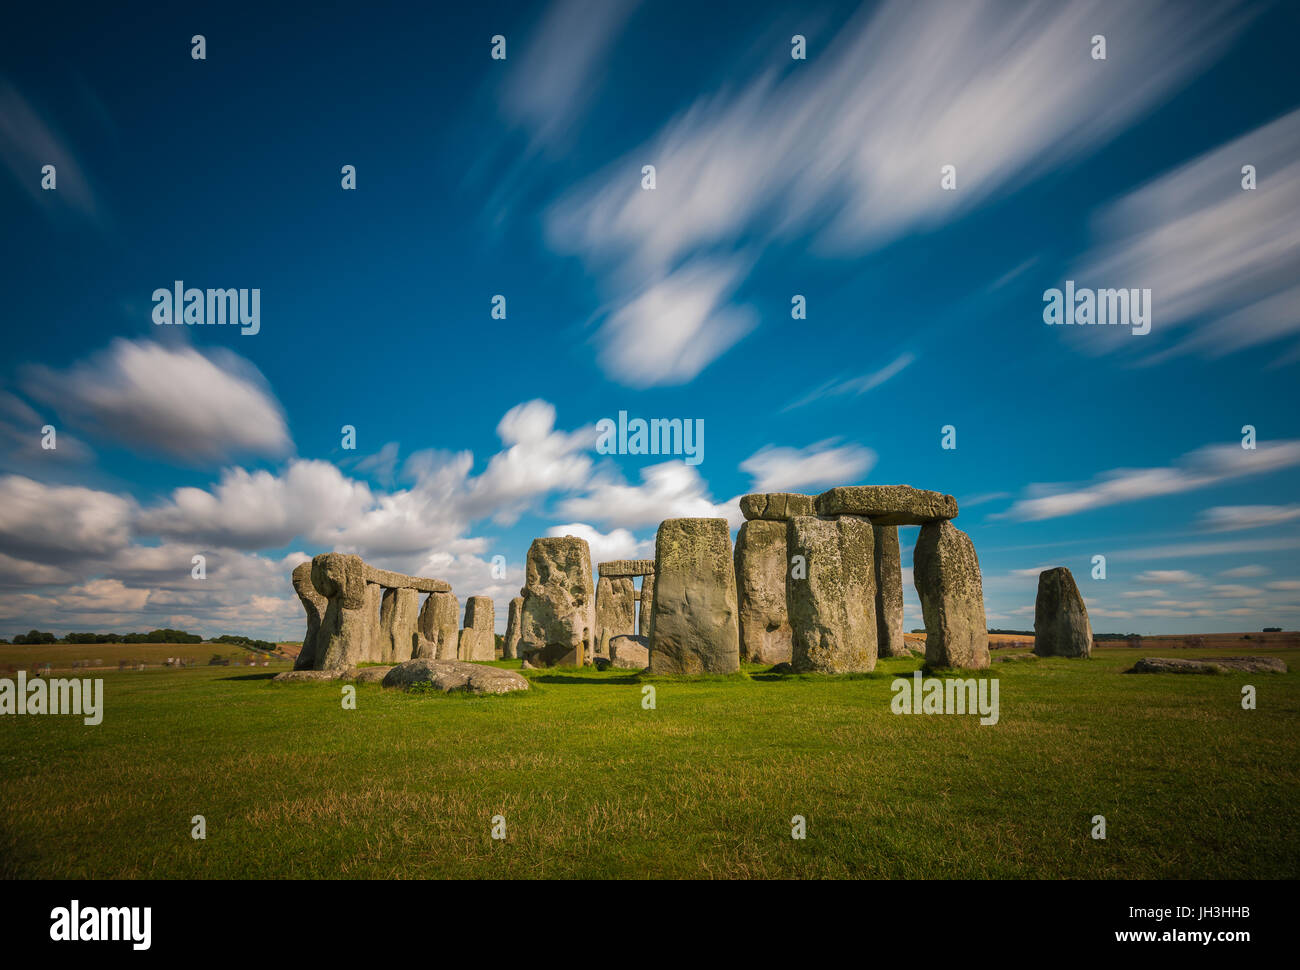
xmin=1 ymin=646 xmax=1296 ymax=879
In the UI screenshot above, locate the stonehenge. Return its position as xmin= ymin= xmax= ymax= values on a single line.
xmin=787 ymin=514 xmax=877 ymax=673
xmin=462 ymin=596 xmax=496 ymax=661
xmin=1033 ymin=567 xmax=1092 ymax=658
xmin=294 ymin=553 xmax=454 ymax=671
xmin=291 ymin=562 xmax=326 ymax=670
xmin=734 ymin=511 xmax=795 ymax=665
xmin=914 ymin=521 xmax=989 ymax=669
xmin=504 ymin=596 xmax=523 ymax=660
xmin=291 ymin=485 xmax=993 ymax=678
xmin=648 ymin=518 xmax=740 ymax=674
xmin=519 ymin=536 xmax=595 ymax=667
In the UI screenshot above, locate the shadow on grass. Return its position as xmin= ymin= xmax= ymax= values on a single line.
xmin=529 ymin=673 xmax=642 ymax=686
xmin=218 ymin=672 xmax=280 ymax=681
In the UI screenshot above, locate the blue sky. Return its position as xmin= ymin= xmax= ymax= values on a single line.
xmin=1 ymin=0 xmax=1298 ymax=640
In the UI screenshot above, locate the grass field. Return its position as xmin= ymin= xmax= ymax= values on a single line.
xmin=1 ymin=644 xmax=1296 ymax=879
xmin=0 ymin=642 xmax=287 ymax=670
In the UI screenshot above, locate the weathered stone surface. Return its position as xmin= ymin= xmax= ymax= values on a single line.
xmin=362 ymin=566 xmax=451 ymax=594
xmin=595 ymin=576 xmax=636 ymax=659
xmin=739 ymin=492 xmax=815 ymax=521
xmin=462 ymin=596 xmax=495 ymax=661
xmin=597 ymin=559 xmax=656 ymax=577
xmin=417 ymin=591 xmax=459 ymax=660
xmin=648 ymin=518 xmax=740 ymax=674
xmin=503 ymin=596 xmax=524 ymax=660
xmin=378 ymin=586 xmax=420 ymax=664
xmin=381 ymin=658 xmax=530 ymax=694
xmin=1033 ymin=567 xmax=1092 ymax=658
xmin=786 ymin=515 xmax=876 ymax=673
xmin=343 ymin=665 xmax=394 ymax=683
xmin=815 ymin=485 xmax=958 ymax=525
xmin=291 ymin=562 xmax=327 ymax=671
xmin=1130 ymin=656 xmax=1288 ymax=674
xmin=735 ymin=520 xmax=793 ymax=665
xmin=609 ymin=634 xmax=650 ymax=669
xmin=914 ymin=521 xmax=988 ymax=669
xmin=273 ymin=669 xmax=345 ymax=683
xmin=520 ymin=536 xmax=595 ymax=667
xmin=873 ymin=525 xmax=907 ymax=658
xmin=638 ymin=570 xmax=656 ymax=637
xmin=311 ymin=553 xmax=382 ymax=669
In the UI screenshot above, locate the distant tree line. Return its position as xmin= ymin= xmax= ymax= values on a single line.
xmin=2 ymin=629 xmax=276 ymax=651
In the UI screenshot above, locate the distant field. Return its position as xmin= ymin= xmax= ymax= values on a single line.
xmin=906 ymin=630 xmax=1300 ymax=651
xmin=1 ymin=643 xmax=1295 ymax=879
xmin=0 ymin=642 xmax=291 ymax=670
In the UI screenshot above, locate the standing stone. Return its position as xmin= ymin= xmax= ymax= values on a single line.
xmin=291 ymin=562 xmax=326 ymax=671
xmin=638 ymin=569 xmax=656 ymax=637
xmin=595 ymin=576 xmax=636 ymax=659
xmin=504 ymin=596 xmax=524 ymax=660
xmin=914 ymin=521 xmax=989 ymax=669
xmin=520 ymin=536 xmax=595 ymax=667
xmin=311 ymin=553 xmax=382 ymax=670
xmin=378 ymin=587 xmax=420 ymax=664
xmin=417 ymin=590 xmax=460 ymax=660
xmin=1033 ymin=567 xmax=1092 ymax=658
xmin=457 ymin=628 xmax=475 ymax=662
xmin=734 ymin=519 xmax=793 ymax=664
xmin=463 ymin=596 xmax=495 ymax=661
xmin=873 ymin=525 xmax=907 ymax=658
xmin=648 ymin=518 xmax=740 ymax=674
xmin=786 ymin=515 xmax=876 ymax=673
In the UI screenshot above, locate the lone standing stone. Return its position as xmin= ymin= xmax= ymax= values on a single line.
xmin=595 ymin=576 xmax=636 ymax=659
xmin=734 ymin=519 xmax=793 ymax=664
xmin=873 ymin=525 xmax=907 ymax=658
xmin=1033 ymin=567 xmax=1092 ymax=658
xmin=520 ymin=536 xmax=595 ymax=667
xmin=378 ymin=587 xmax=420 ymax=664
xmin=786 ymin=515 xmax=877 ymax=673
xmin=504 ymin=596 xmax=524 ymax=660
xmin=291 ymin=562 xmax=326 ymax=670
xmin=463 ymin=596 xmax=496 ymax=661
xmin=417 ymin=590 xmax=460 ymax=660
xmin=648 ymin=518 xmax=740 ymax=674
xmin=311 ymin=553 xmax=382 ymax=670
xmin=914 ymin=521 xmax=989 ymax=669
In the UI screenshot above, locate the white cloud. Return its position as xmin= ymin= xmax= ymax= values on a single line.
xmin=0 ymin=475 xmax=134 ymax=562
xmin=559 ymin=460 xmax=740 ymax=530
xmin=24 ymin=339 xmax=291 ymax=461
xmin=1136 ymin=570 xmax=1200 ymax=584
xmin=1219 ymin=565 xmax=1268 ymax=578
xmin=1199 ymin=504 xmax=1300 ymax=532
xmin=740 ymin=440 xmax=874 ymax=493
xmin=1000 ymin=439 xmax=1300 ymax=521
xmin=546 ymin=522 xmax=652 ymax=564
xmin=784 ymin=353 xmax=915 ymax=411
xmin=1067 ymin=107 xmax=1300 ymax=362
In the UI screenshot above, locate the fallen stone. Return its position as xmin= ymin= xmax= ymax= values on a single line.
xmin=382 ymin=658 xmax=530 ymax=694
xmin=343 ymin=665 xmax=394 ymax=683
xmin=914 ymin=521 xmax=988 ymax=669
xmin=739 ymin=492 xmax=815 ymax=521
xmin=609 ymin=634 xmax=650 ymax=669
xmin=1130 ymin=656 xmax=1288 ymax=674
xmin=786 ymin=515 xmax=877 ymax=673
xmin=814 ymin=485 xmax=958 ymax=525
xmin=1033 ymin=567 xmax=1092 ymax=658
xmin=595 ymin=576 xmax=636 ymax=659
xmin=872 ymin=524 xmax=907 ymax=659
xmin=734 ymin=519 xmax=793 ymax=665
xmin=597 ymin=559 xmax=656 ymax=578
xmin=273 ymin=669 xmax=344 ymax=682
xmin=291 ymin=561 xmax=327 ymax=671
xmin=520 ymin=536 xmax=595 ymax=667
xmin=648 ymin=518 xmax=741 ymax=674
